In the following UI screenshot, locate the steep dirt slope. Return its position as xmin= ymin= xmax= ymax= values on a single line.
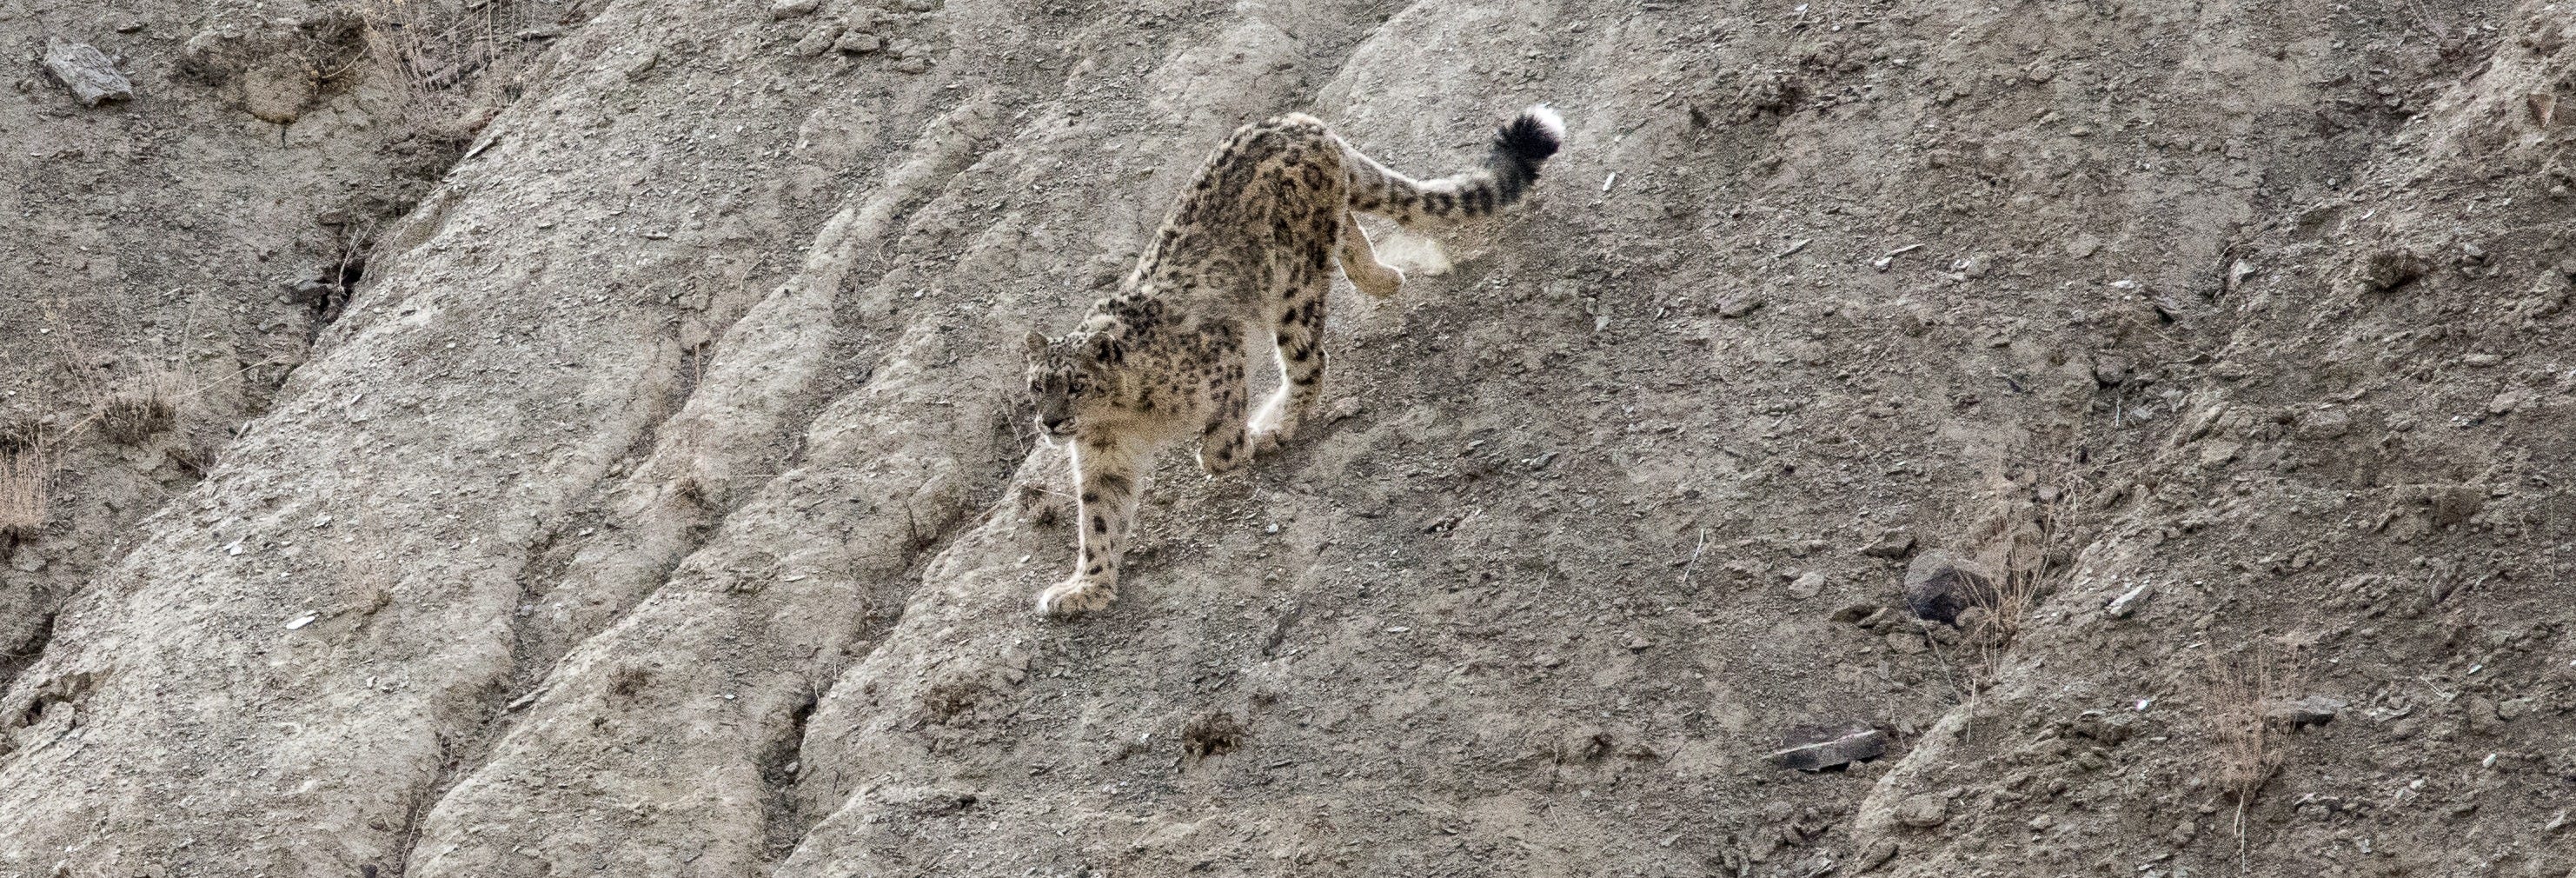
xmin=0 ymin=0 xmax=554 ymax=692
xmin=1858 ymin=6 xmax=2576 ymax=875
xmin=2 ymin=0 xmax=2571 ymax=876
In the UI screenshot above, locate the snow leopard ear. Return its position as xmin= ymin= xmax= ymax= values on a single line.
xmin=1023 ymin=330 xmax=1051 ymax=359
xmin=1081 ymin=330 xmax=1123 ymax=364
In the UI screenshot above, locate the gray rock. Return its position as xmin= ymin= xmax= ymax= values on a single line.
xmin=1860 ymin=532 xmax=1915 ymax=559
xmin=2091 ymin=355 xmax=2134 ymax=387
xmin=43 ymin=41 xmax=134 ymax=106
xmin=792 ymin=23 xmax=845 ymax=56
xmin=1787 ymin=570 xmax=1826 ymax=599
xmin=833 ymin=30 xmax=884 ymax=54
xmin=1895 ymin=794 xmax=1948 ymax=828
xmin=1902 ymin=550 xmax=1997 ymax=626
xmin=2263 ymin=695 xmax=2345 ymax=730
xmin=1856 ymin=839 xmax=1899 ymax=872
xmin=2295 ymin=409 xmax=2352 ymax=441
xmin=1765 ymin=722 xmax=1887 ymax=771
xmin=769 ymin=0 xmax=820 ymax=17
xmin=2069 ymin=709 xmax=2135 ymax=746
xmin=2104 ymin=582 xmax=2153 ymax=618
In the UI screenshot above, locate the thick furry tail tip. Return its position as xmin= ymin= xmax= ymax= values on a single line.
xmin=1495 ymin=103 xmax=1564 ymax=166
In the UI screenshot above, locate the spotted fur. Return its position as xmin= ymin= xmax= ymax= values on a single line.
xmin=1024 ymin=104 xmax=1564 ymax=617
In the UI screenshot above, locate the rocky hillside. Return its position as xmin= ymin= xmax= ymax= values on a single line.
xmin=3 ymin=0 xmax=2572 ymax=875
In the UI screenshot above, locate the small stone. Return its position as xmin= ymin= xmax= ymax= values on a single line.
xmin=2488 ymin=389 xmax=2531 ymax=416
xmin=1325 ymin=397 xmax=1365 ymax=423
xmin=1856 ymin=839 xmax=1898 ymax=872
xmin=1830 ymin=602 xmax=1879 ymax=624
xmin=1884 ymin=630 xmax=1927 ymax=655
xmin=2263 ymin=695 xmax=2345 ymax=729
xmin=1902 ymin=550 xmax=1998 ymax=625
xmin=1860 ymin=532 xmax=1916 ymax=559
xmin=617 ymin=49 xmax=661 ymax=80
xmin=1787 ymin=570 xmax=1826 ymax=600
xmin=1622 ymin=633 xmax=1654 ymax=652
xmin=2104 ymin=583 xmax=2153 ymax=618
xmin=833 ymin=30 xmax=883 ymax=53
xmin=1717 ymin=293 xmax=1765 ymax=318
xmin=1765 ymin=722 xmax=1888 ymax=771
xmin=2461 ymin=352 xmax=2502 ymax=367
xmin=2295 ymin=409 xmax=2352 ymax=441
xmin=900 ymin=0 xmax=940 ymax=10
xmin=2090 ymin=355 xmax=2134 ymax=388
xmin=769 ymin=0 xmax=820 ymax=17
xmin=2466 ymin=696 xmax=2504 ymax=735
xmin=2197 ymin=441 xmax=2241 ymax=467
xmin=792 ymin=24 xmax=845 ymax=56
xmin=43 ymin=40 xmax=134 ymax=106
xmin=1895 ymin=795 xmax=1949 ymax=828
xmin=896 ymin=57 xmax=932 ymax=74
xmin=2071 ymin=709 xmax=2135 ymax=746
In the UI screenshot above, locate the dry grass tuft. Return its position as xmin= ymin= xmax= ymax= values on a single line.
xmin=2202 ymin=644 xmax=2299 ymax=874
xmin=348 ymin=0 xmax=528 ymax=154
xmin=1955 ymin=460 xmax=2077 ymax=674
xmin=94 ymin=369 xmax=184 ymax=445
xmin=2202 ymin=648 xmax=2281 ymax=805
xmin=1 ymin=449 xmax=50 ymax=543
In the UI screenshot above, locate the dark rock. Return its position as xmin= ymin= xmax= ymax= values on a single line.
xmin=43 ymin=41 xmax=134 ymax=106
xmin=1902 ymin=550 xmax=1998 ymax=626
xmin=1765 ymin=722 xmax=1888 ymax=771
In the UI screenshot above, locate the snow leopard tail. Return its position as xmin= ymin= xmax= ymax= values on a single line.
xmin=1339 ymin=103 xmax=1564 ymax=226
